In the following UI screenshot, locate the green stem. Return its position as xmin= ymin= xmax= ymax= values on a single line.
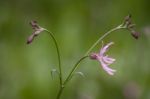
xmin=63 ymin=56 xmax=89 ymax=85
xmin=56 ymin=56 xmax=88 ymax=99
xmin=45 ymin=30 xmax=63 ymax=86
xmin=84 ymin=24 xmax=125 ymax=56
xmin=56 ymin=87 xmax=64 ymax=99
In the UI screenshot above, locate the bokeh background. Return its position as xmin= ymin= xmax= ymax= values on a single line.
xmin=0 ymin=0 xmax=150 ymax=99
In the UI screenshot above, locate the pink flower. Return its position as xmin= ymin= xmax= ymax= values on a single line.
xmin=90 ymin=42 xmax=116 ymax=75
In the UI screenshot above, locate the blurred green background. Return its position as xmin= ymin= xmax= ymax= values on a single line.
xmin=0 ymin=0 xmax=150 ymax=99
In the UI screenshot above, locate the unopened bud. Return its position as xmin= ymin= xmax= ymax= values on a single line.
xmin=30 ymin=20 xmax=40 ymax=30
xmin=131 ymin=30 xmax=139 ymax=39
xmin=123 ymin=14 xmax=132 ymax=28
xmin=27 ymin=34 xmax=34 ymax=44
xmin=125 ymin=14 xmax=131 ymax=22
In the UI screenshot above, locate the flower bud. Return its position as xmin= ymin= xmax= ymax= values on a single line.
xmin=124 ymin=14 xmax=131 ymax=22
xmin=30 ymin=20 xmax=40 ymax=30
xmin=131 ymin=30 xmax=139 ymax=39
xmin=27 ymin=34 xmax=34 ymax=44
xmin=27 ymin=20 xmax=45 ymax=44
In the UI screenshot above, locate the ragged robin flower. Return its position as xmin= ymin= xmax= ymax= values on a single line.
xmin=90 ymin=42 xmax=116 ymax=75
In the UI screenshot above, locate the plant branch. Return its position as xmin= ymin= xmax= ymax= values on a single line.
xmin=55 ymin=23 xmax=127 ymax=99
xmin=45 ymin=30 xmax=63 ymax=86
xmin=63 ymin=56 xmax=89 ymax=85
xmin=84 ymin=24 xmax=126 ymax=56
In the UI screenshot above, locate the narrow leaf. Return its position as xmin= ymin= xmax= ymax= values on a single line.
xmin=75 ymin=72 xmax=85 ymax=78
xmin=51 ymin=69 xmax=59 ymax=79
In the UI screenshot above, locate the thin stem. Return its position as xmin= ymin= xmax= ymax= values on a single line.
xmin=45 ymin=30 xmax=63 ymax=86
xmin=84 ymin=24 xmax=125 ymax=56
xmin=56 ymin=87 xmax=64 ymax=99
xmin=56 ymin=56 xmax=88 ymax=99
xmin=63 ymin=56 xmax=89 ymax=85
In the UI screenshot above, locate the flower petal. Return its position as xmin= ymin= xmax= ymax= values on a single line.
xmin=103 ymin=55 xmax=115 ymax=65
xmin=99 ymin=42 xmax=114 ymax=56
xmin=99 ymin=58 xmax=116 ymax=75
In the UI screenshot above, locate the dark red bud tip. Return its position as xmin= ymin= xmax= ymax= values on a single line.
xmin=27 ymin=35 xmax=34 ymax=44
xmin=131 ymin=31 xmax=139 ymax=39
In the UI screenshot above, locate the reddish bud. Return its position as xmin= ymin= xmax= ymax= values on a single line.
xmin=27 ymin=34 xmax=34 ymax=44
xmin=131 ymin=30 xmax=139 ymax=39
xmin=125 ymin=14 xmax=131 ymax=22
xmin=30 ymin=20 xmax=40 ymax=30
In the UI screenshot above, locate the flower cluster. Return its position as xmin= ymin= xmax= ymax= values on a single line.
xmin=27 ymin=21 xmax=45 ymax=44
xmin=123 ymin=14 xmax=139 ymax=39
